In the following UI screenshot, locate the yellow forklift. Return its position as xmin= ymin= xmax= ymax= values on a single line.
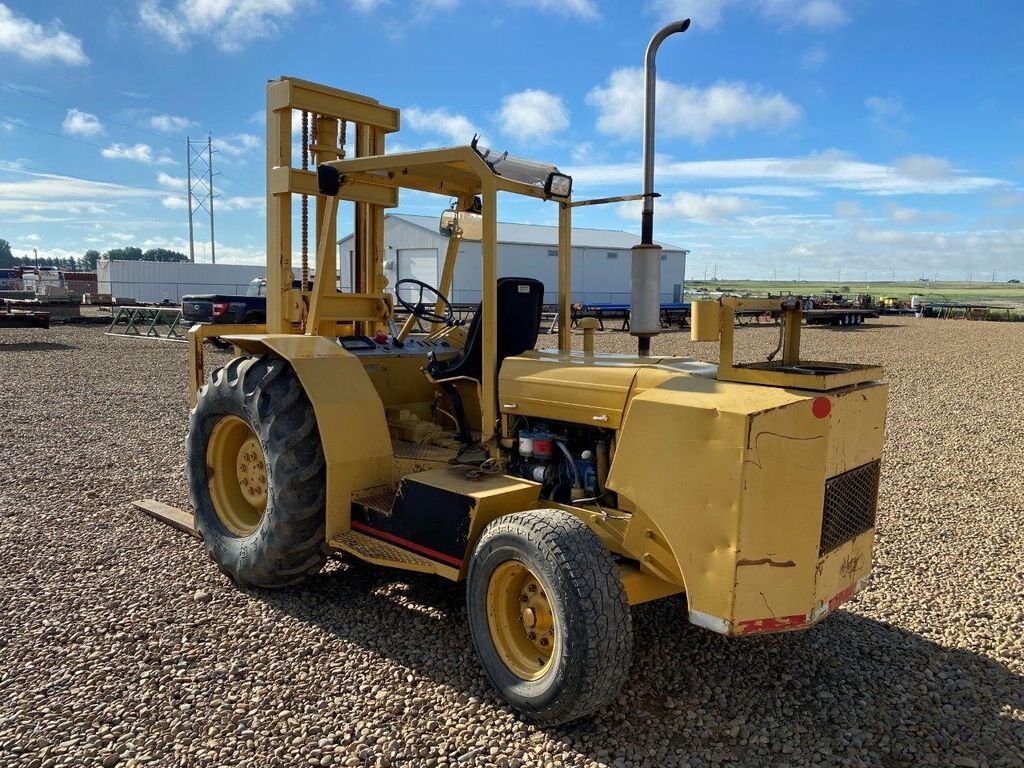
xmin=185 ymin=22 xmax=887 ymax=724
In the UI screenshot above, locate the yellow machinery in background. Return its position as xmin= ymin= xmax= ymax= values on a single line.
xmin=185 ymin=29 xmax=887 ymax=725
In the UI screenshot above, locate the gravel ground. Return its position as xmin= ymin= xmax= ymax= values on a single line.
xmin=1 ymin=319 xmax=1022 ymax=768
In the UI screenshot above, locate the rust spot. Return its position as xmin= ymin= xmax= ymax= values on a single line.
xmin=737 ymin=558 xmax=796 ymax=568
xmin=840 ymin=553 xmax=862 ymax=578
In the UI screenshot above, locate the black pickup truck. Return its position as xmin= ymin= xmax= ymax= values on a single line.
xmin=181 ymin=277 xmax=269 ymax=326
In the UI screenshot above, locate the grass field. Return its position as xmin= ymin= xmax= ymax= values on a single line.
xmin=688 ymin=279 xmax=1024 ymax=308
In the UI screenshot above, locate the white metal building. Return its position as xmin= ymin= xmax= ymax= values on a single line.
xmin=97 ymin=259 xmax=266 ymax=303
xmin=337 ymin=214 xmax=687 ymax=305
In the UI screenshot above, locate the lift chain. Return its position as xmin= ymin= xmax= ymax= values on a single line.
xmin=300 ymin=110 xmax=309 ymax=294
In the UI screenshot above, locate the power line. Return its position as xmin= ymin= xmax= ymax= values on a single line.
xmin=0 ymin=160 xmax=170 ymax=196
xmin=0 ymin=81 xmax=173 ymax=142
xmin=0 ymin=115 xmax=182 ymax=170
xmin=0 ymin=117 xmax=110 ymax=151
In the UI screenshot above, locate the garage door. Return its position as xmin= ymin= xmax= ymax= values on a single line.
xmin=396 ymin=248 xmax=438 ymax=301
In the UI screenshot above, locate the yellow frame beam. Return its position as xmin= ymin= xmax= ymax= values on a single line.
xmin=264 ymin=76 xmax=400 ymax=335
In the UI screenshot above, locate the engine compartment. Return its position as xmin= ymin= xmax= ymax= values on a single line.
xmin=505 ymin=418 xmax=616 ymax=505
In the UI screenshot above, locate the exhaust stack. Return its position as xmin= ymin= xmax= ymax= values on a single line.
xmin=632 ymin=18 xmax=690 ymax=356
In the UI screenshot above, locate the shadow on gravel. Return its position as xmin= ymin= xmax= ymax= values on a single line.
xmin=811 ymin=323 xmax=902 ymax=332
xmin=257 ymin=566 xmax=1023 ymax=766
xmin=0 ymin=341 xmax=77 ymax=352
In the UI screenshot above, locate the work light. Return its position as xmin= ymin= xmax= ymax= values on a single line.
xmin=544 ymin=172 xmax=572 ymax=198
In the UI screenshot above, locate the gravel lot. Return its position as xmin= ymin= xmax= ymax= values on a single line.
xmin=1 ymin=319 xmax=1022 ymax=768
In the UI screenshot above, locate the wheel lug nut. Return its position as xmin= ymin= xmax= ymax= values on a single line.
xmin=539 ymin=637 xmax=549 ymax=647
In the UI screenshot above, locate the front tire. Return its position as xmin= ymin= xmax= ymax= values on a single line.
xmin=186 ymin=355 xmax=327 ymax=588
xmin=466 ymin=510 xmax=633 ymax=725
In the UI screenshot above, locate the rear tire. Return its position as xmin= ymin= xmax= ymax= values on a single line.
xmin=466 ymin=510 xmax=633 ymax=725
xmin=186 ymin=355 xmax=327 ymax=588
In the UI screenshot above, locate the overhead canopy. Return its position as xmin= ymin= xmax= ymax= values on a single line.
xmin=321 ymin=145 xmax=571 ymax=202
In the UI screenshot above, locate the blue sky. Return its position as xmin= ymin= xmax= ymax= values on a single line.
xmin=1 ymin=0 xmax=1022 ymax=281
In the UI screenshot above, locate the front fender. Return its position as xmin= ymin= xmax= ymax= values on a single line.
xmin=218 ymin=333 xmax=392 ymax=540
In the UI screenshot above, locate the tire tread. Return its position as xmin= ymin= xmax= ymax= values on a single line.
xmin=469 ymin=509 xmax=633 ymax=725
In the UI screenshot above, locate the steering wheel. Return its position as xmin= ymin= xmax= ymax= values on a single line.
xmin=394 ymin=279 xmax=454 ymax=325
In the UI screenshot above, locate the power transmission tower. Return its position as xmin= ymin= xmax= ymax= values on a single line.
xmin=187 ymin=136 xmax=217 ymax=264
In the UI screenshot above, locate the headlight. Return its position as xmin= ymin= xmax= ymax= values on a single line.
xmin=544 ymin=172 xmax=572 ymax=198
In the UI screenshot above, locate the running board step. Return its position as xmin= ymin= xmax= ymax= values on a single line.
xmin=353 ymin=488 xmax=397 ymax=517
xmin=330 ymin=529 xmax=447 ymax=575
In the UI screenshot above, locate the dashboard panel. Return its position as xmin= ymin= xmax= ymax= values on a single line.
xmin=337 ymin=335 xmax=459 ymax=361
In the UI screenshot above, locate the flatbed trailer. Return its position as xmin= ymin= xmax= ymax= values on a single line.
xmin=804 ymin=308 xmax=878 ymax=326
xmin=0 ymin=308 xmax=50 ymax=329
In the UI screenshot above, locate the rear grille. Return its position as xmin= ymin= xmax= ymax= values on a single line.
xmin=819 ymin=460 xmax=880 ymax=555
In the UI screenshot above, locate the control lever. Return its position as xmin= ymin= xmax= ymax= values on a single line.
xmin=388 ymin=319 xmax=403 ymax=346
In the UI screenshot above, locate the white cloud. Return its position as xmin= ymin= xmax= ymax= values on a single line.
xmin=219 ymin=195 xmax=263 ymax=211
xmin=157 ymin=172 xmax=186 ymax=190
xmin=886 ymin=204 xmax=955 ymax=225
xmin=214 ymin=132 xmax=261 ymax=157
xmin=568 ymin=150 xmax=1004 ymax=196
xmin=0 ymin=167 xmax=163 ymax=218
xmin=834 ymin=200 xmax=863 ymax=219
xmin=988 ymin=190 xmax=1024 ymax=209
xmin=865 ymin=95 xmax=903 ymax=120
xmin=102 ymin=143 xmax=161 ymax=163
xmin=347 ymin=0 xmax=386 ymax=10
xmin=62 ymin=109 xmax=103 ymax=137
xmin=161 ymin=195 xmax=188 ymax=209
xmin=887 ymin=204 xmax=919 ymax=224
xmin=498 ymin=90 xmax=569 ymax=141
xmin=648 ymin=0 xmax=848 ymax=29
xmin=894 ymin=154 xmax=952 ymax=181
xmin=0 ymin=4 xmax=89 ymax=65
xmin=760 ymin=0 xmax=847 ymax=28
xmin=662 ymin=191 xmax=753 ymax=219
xmin=138 ymin=0 xmax=303 ymax=52
xmin=800 ymin=45 xmax=827 ymax=70
xmin=587 ymin=68 xmax=800 ymax=143
xmin=865 ymin=96 xmax=908 ymax=136
xmin=150 ymin=113 xmax=194 ymax=132
xmin=403 ymin=107 xmax=482 ymax=145
xmin=508 ymin=0 xmax=599 ymax=19
xmin=716 ymin=185 xmax=818 ymax=198
xmin=617 ymin=191 xmax=753 ymax=224
xmin=647 ymin=0 xmax=728 ymax=28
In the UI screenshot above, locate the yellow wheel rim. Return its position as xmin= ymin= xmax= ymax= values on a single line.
xmin=486 ymin=561 xmax=556 ymax=681
xmin=206 ymin=415 xmax=267 ymax=535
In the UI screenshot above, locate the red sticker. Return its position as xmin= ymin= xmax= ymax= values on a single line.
xmin=812 ymin=397 xmax=832 ymax=419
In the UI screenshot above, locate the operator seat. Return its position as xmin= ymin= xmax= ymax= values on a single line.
xmin=426 ymin=277 xmax=544 ymax=444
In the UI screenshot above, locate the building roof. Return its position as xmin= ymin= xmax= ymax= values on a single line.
xmin=339 ymin=213 xmax=687 ymax=253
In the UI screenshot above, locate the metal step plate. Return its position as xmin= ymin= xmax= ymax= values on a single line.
xmin=329 ymin=530 xmax=441 ymax=575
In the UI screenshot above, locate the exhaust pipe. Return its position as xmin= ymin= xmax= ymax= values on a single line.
xmin=632 ymin=18 xmax=691 ymax=356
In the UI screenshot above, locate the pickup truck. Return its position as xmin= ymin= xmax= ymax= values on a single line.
xmin=181 ymin=277 xmax=269 ymax=326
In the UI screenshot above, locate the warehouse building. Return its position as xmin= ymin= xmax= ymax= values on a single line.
xmin=337 ymin=214 xmax=687 ymax=305
xmin=97 ymin=259 xmax=266 ymax=303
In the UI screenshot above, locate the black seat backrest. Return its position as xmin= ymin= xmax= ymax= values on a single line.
xmin=434 ymin=277 xmax=544 ymax=382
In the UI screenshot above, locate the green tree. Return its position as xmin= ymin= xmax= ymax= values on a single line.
xmin=0 ymin=239 xmax=13 ymax=268
xmin=143 ymin=247 xmax=188 ymax=263
xmin=105 ymin=246 xmax=144 ymax=262
xmin=82 ymin=250 xmax=101 ymax=270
